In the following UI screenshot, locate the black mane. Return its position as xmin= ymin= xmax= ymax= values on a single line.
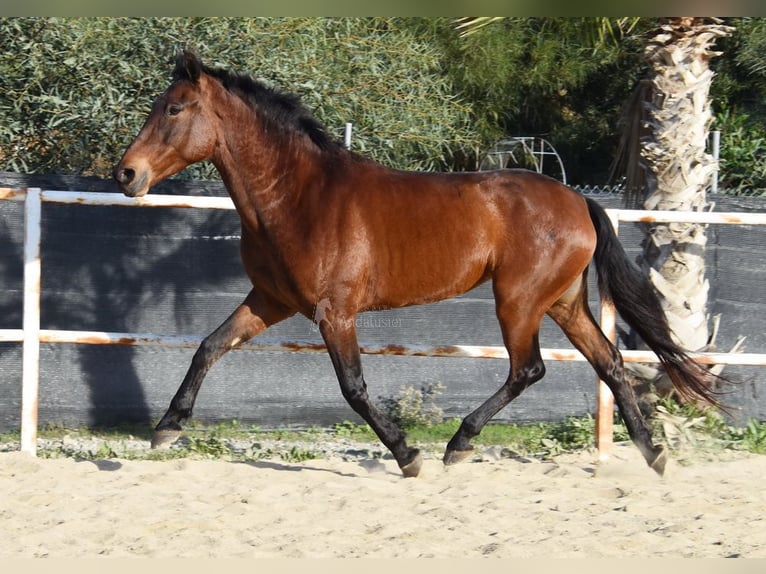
xmin=173 ymin=51 xmax=341 ymax=152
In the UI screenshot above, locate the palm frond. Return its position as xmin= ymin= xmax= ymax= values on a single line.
xmin=598 ymin=17 xmax=641 ymax=46
xmin=453 ymin=17 xmax=506 ymax=37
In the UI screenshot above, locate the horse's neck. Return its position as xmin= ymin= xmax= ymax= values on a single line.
xmin=213 ymin=124 xmax=320 ymax=234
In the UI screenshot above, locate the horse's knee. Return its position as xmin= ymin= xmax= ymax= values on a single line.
xmin=507 ymin=358 xmax=546 ymax=397
xmin=523 ymin=359 xmax=546 ymax=386
xmin=340 ymin=380 xmax=369 ymax=407
xmin=192 ymin=336 xmax=221 ymax=368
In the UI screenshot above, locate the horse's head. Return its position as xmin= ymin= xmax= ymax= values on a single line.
xmin=114 ymin=51 xmax=218 ymax=197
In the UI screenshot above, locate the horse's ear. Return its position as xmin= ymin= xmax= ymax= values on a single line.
xmin=174 ymin=49 xmax=202 ymax=83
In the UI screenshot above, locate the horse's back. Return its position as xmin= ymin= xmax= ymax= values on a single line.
xmin=380 ymin=168 xmax=595 ymax=255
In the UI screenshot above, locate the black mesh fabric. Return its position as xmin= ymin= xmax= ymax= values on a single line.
xmin=1 ymin=172 xmax=764 ymax=431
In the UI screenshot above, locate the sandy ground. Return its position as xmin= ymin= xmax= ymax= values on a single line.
xmin=1 ymin=443 xmax=764 ymax=559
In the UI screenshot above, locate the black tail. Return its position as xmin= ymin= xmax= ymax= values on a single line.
xmin=585 ymin=197 xmax=721 ymax=407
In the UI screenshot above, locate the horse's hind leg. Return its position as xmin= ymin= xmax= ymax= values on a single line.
xmin=444 ymin=295 xmax=547 ymax=465
xmin=152 ymin=289 xmax=294 ymax=448
xmin=547 ymin=277 xmax=667 ymax=475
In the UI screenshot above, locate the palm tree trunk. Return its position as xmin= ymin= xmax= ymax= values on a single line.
xmin=616 ymin=17 xmax=734 ymax=402
xmin=637 ymin=17 xmax=733 ymax=355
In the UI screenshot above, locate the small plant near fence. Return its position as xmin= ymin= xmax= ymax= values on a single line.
xmin=378 ymin=382 xmax=445 ymax=429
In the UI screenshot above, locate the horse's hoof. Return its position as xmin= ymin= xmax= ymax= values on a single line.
xmin=399 ymin=452 xmax=423 ymax=478
xmin=649 ymin=445 xmax=667 ymax=476
xmin=443 ymin=448 xmax=474 ymax=466
xmin=151 ymin=428 xmax=182 ymax=449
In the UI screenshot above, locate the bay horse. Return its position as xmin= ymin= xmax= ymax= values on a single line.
xmin=114 ymin=50 xmax=719 ymax=477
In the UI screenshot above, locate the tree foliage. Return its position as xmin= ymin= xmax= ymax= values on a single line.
xmin=410 ymin=17 xmax=653 ymax=180
xmin=0 ymin=17 xmax=479 ymax=177
xmin=711 ymin=17 xmax=766 ymax=194
xmin=1 ymin=17 xmax=765 ymax=192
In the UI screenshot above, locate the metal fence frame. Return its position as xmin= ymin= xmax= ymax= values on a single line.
xmin=2 ymin=187 xmax=765 ymax=458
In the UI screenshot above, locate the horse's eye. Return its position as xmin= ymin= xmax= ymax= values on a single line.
xmin=167 ymin=104 xmax=183 ymax=117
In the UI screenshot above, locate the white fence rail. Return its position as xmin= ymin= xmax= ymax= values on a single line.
xmin=2 ymin=187 xmax=765 ymax=458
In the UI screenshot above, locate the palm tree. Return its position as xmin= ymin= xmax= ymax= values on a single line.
xmin=618 ymin=17 xmax=734 ymax=397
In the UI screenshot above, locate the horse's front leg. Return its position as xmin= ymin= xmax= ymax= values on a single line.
xmin=152 ymin=289 xmax=294 ymax=448
xmin=319 ymin=316 xmax=422 ymax=477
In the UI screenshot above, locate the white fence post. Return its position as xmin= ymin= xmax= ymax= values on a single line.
xmin=21 ymin=188 xmax=42 ymax=456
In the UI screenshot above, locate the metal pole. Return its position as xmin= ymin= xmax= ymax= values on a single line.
xmin=711 ymin=130 xmax=721 ymax=194
xmin=21 ymin=188 xmax=42 ymax=456
xmin=344 ymin=123 xmax=352 ymax=150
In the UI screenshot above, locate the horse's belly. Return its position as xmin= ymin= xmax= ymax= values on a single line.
xmin=369 ymin=243 xmax=492 ymax=309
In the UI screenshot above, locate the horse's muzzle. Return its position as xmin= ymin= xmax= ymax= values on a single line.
xmin=113 ymin=165 xmax=148 ymax=197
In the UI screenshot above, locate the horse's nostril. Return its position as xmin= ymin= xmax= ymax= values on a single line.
xmin=114 ymin=167 xmax=135 ymax=184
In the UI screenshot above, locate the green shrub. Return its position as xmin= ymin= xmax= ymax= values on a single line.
xmin=714 ymin=106 xmax=766 ymax=195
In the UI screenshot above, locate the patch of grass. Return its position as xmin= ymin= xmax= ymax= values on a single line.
xmin=388 ymin=414 xmax=628 ymax=458
xmin=392 ymin=418 xmax=462 ymax=444
xmin=331 ymin=420 xmax=378 ymax=442
xmin=39 ymin=422 xmax=153 ymax=441
xmin=3 ymin=404 xmax=764 ymax=462
xmin=0 ymin=429 xmax=20 ymax=443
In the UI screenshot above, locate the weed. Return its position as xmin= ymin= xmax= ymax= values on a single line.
xmin=184 ymin=433 xmax=233 ymax=458
xmin=332 ymin=420 xmax=364 ymax=438
xmin=279 ymin=446 xmax=319 ymax=463
xmin=378 ymin=382 xmax=445 ymax=429
xmin=653 ymin=396 xmax=766 ymax=454
xmin=89 ymin=443 xmax=119 ymax=459
xmin=722 ymin=419 xmax=766 ymax=453
xmin=548 ymin=415 xmax=596 ymax=447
